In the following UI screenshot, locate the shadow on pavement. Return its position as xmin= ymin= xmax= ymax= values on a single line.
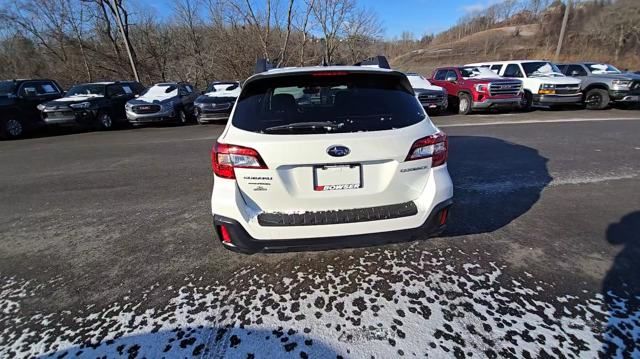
xmin=600 ymin=211 xmax=640 ymax=357
xmin=38 ymin=326 xmax=337 ymax=358
xmin=444 ymin=135 xmax=552 ymax=236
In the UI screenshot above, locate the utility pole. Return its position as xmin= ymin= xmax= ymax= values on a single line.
xmin=111 ymin=0 xmax=139 ymax=82
xmin=555 ymin=0 xmax=572 ymax=61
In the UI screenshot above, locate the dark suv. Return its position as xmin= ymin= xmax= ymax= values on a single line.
xmin=194 ymin=81 xmax=241 ymax=124
xmin=40 ymin=81 xmax=145 ymax=130
xmin=0 ymin=79 xmax=64 ymax=139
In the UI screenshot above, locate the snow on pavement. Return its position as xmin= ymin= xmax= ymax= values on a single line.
xmin=1 ymin=247 xmax=639 ymax=358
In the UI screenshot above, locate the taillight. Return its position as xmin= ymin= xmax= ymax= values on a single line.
xmin=405 ymin=132 xmax=448 ymax=167
xmin=211 ymin=142 xmax=267 ymax=179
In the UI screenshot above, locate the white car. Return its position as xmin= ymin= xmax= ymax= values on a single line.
xmin=466 ymin=60 xmax=582 ymax=110
xmin=210 ymin=59 xmax=454 ymax=253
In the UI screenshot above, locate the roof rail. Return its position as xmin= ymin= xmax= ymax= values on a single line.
xmin=255 ymin=58 xmax=275 ymax=74
xmin=354 ymin=56 xmax=391 ymax=69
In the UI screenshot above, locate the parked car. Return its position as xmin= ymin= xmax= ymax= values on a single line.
xmin=194 ymin=81 xmax=241 ymax=124
xmin=467 ymin=60 xmax=582 ymax=110
xmin=126 ymin=82 xmax=198 ymax=125
xmin=430 ymin=66 xmax=523 ymax=114
xmin=211 ymin=56 xmax=453 ymax=253
xmin=40 ymin=81 xmax=144 ymax=130
xmin=557 ymin=62 xmax=640 ymax=109
xmin=405 ymin=73 xmax=447 ymax=114
xmin=0 ymin=79 xmax=64 ymax=139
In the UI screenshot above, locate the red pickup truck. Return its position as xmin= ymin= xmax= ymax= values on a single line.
xmin=430 ymin=66 xmax=523 ymax=114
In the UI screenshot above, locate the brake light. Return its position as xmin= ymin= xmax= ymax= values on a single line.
xmin=312 ymin=71 xmax=348 ymax=77
xmin=211 ymin=142 xmax=267 ymax=179
xmin=405 ymin=132 xmax=448 ymax=167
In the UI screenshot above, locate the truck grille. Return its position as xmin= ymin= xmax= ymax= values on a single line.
xmin=258 ymin=201 xmax=418 ymax=227
xmin=489 ymin=81 xmax=522 ymax=96
xmin=417 ymin=92 xmax=444 ymax=104
xmin=554 ymin=84 xmax=581 ymax=95
xmin=132 ymin=104 xmax=162 ymax=114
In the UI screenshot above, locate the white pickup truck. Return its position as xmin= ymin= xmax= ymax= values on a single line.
xmin=466 ymin=60 xmax=582 ymax=110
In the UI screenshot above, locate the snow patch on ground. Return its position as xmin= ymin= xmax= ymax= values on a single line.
xmin=1 ymin=248 xmax=639 ymax=358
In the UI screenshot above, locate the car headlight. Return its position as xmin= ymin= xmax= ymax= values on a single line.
xmin=474 ymin=84 xmax=489 ymax=92
xmin=69 ymin=101 xmax=91 ymax=109
xmin=540 ymin=84 xmax=556 ymax=89
xmin=612 ymin=80 xmax=632 ymax=88
xmin=36 ymin=104 xmax=46 ymax=111
xmin=125 ymin=103 xmax=133 ymax=110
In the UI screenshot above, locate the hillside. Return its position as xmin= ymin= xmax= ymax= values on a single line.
xmin=392 ymin=0 xmax=640 ymax=76
xmin=391 ymin=24 xmax=542 ymax=75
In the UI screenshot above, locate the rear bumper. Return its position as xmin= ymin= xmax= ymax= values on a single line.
xmin=533 ymin=93 xmax=582 ymax=105
xmin=214 ymin=199 xmax=453 ymax=254
xmin=472 ymin=97 xmax=522 ymax=109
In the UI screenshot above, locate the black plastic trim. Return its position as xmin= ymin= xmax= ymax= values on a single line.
xmin=213 ymin=199 xmax=453 ymax=254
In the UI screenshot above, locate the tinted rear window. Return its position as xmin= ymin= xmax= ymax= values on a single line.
xmin=232 ymin=72 xmax=424 ymax=134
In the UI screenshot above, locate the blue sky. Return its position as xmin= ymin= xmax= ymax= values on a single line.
xmin=139 ymin=0 xmax=494 ymax=39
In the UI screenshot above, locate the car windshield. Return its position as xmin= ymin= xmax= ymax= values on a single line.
xmin=459 ymin=67 xmax=501 ymax=78
xmin=206 ymin=82 xmax=239 ymax=93
xmin=233 ymin=72 xmax=424 ymax=134
xmin=66 ymin=84 xmax=106 ymax=97
xmin=0 ymin=81 xmax=17 ymax=96
xmin=587 ymin=63 xmax=622 ymax=74
xmin=141 ymin=84 xmax=178 ymax=97
xmin=523 ymin=62 xmax=563 ymax=77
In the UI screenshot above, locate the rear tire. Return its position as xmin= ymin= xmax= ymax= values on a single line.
xmin=584 ymin=88 xmax=610 ymax=110
xmin=458 ymin=93 xmax=472 ymax=115
xmin=2 ymin=118 xmax=25 ymax=139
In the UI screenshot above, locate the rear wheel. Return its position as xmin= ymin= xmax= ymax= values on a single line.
xmin=458 ymin=93 xmax=472 ymax=115
xmin=585 ymin=88 xmax=610 ymax=110
xmin=3 ymin=119 xmax=24 ymax=139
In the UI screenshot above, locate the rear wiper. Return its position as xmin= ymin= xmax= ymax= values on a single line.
xmin=263 ymin=121 xmax=344 ymax=133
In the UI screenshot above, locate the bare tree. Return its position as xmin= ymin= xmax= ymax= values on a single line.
xmin=312 ymin=0 xmax=355 ymax=64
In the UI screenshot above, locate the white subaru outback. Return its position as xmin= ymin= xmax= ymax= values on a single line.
xmin=211 ymin=58 xmax=453 ymax=253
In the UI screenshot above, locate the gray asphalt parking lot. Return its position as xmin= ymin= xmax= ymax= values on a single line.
xmin=1 ymin=108 xmax=639 ymax=358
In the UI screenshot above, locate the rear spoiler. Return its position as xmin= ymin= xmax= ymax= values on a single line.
xmin=353 ymin=56 xmax=391 ymax=69
xmin=253 ymin=55 xmax=392 ymax=74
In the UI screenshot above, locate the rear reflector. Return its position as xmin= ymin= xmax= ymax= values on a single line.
xmin=405 ymin=131 xmax=448 ymax=167
xmin=219 ymin=225 xmax=232 ymax=243
xmin=439 ymin=208 xmax=449 ymax=226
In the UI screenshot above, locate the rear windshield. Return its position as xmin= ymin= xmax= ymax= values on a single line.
xmin=232 ymin=72 xmax=424 ymax=134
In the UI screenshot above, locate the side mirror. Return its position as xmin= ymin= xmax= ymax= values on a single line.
xmin=446 ymin=76 xmax=457 ymax=82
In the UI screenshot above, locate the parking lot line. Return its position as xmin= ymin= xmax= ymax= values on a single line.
xmin=439 ymin=116 xmax=640 ymax=127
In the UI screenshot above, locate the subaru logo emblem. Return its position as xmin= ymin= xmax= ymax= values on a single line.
xmin=327 ymin=145 xmax=350 ymax=157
